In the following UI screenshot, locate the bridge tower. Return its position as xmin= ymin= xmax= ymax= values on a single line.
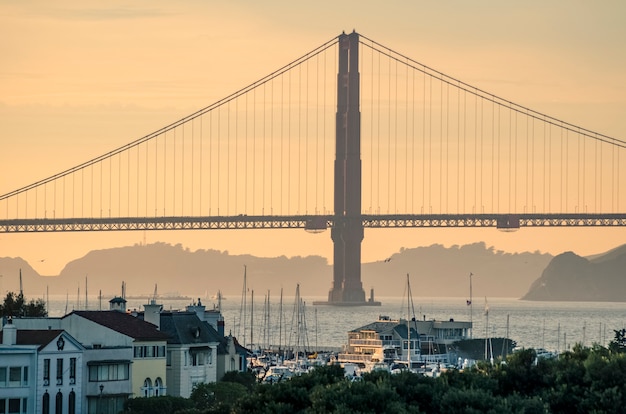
xmin=321 ymin=31 xmax=380 ymax=306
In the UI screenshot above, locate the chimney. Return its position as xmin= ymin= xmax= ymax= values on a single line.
xmin=143 ymin=300 xmax=162 ymax=330
xmin=3 ymin=317 xmax=17 ymax=346
xmin=186 ymin=298 xmax=207 ymax=322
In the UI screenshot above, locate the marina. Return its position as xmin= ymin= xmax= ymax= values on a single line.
xmin=44 ymin=293 xmax=626 ymax=356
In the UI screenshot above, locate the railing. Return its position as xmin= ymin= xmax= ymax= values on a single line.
xmin=2 ymin=213 xmax=625 ymax=233
xmin=349 ymin=339 xmax=383 ymax=347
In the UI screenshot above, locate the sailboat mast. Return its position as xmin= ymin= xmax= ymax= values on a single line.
xmin=240 ymin=265 xmax=247 ymax=347
xmin=295 ymin=284 xmax=301 ymax=364
xmin=279 ymin=287 xmax=283 ymax=356
xmin=469 ymin=272 xmax=474 ymax=339
xmin=407 ymin=274 xmax=410 ymax=366
xmin=250 ymin=289 xmax=254 ymax=350
xmin=85 ymin=275 xmax=88 ymax=310
xmin=266 ymin=290 xmax=270 ymax=350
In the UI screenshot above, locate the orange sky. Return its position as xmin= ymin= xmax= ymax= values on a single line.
xmin=1 ymin=1 xmax=626 ymax=277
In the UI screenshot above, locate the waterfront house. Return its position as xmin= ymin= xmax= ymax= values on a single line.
xmin=7 ymin=298 xmax=169 ymax=414
xmin=138 ymin=298 xmax=248 ymax=387
xmin=1 ymin=317 xmax=84 ymax=414
xmin=0 ymin=318 xmax=37 ymax=414
xmin=155 ymin=311 xmax=220 ymax=397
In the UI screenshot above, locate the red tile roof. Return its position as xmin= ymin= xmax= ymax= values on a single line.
xmin=70 ymin=311 xmax=170 ymax=341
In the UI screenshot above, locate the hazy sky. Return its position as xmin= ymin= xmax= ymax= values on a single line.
xmin=1 ymin=1 xmax=626 ymax=277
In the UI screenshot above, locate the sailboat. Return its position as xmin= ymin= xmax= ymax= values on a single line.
xmin=403 ymin=274 xmax=420 ymax=372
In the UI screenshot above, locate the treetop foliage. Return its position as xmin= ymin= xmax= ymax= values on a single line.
xmin=0 ymin=291 xmax=47 ymax=317
xmin=119 ymin=330 xmax=626 ymax=414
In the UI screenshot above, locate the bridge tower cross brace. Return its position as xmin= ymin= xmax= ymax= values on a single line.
xmin=327 ymin=31 xmax=368 ymax=304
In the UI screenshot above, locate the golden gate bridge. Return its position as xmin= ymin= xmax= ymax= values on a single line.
xmin=1 ymin=31 xmax=625 ymax=305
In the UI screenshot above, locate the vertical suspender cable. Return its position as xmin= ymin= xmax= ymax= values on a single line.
xmin=377 ymin=53 xmax=381 ymax=212
xmin=388 ymin=57 xmax=392 ymax=213
xmin=446 ymin=81 xmax=450 ymax=213
xmin=457 ymin=85 xmax=460 ymax=214
xmin=227 ymin=101 xmax=230 ymax=215
xmin=263 ymin=84 xmax=266 ymax=214
xmin=271 ymin=72 xmax=275 ymax=214
xmin=405 ymin=61 xmax=409 ymax=213
xmin=305 ymin=60 xmax=309 ymax=213
xmin=472 ymin=90 xmax=478 ymax=213
xmin=146 ymin=137 xmax=149 ymax=217
xmin=245 ymin=93 xmax=248 ymax=214
xmin=217 ymin=108 xmax=221 ymax=215
xmin=315 ymin=54 xmax=319 ymax=212
xmin=180 ymin=123 xmax=187 ymax=216
xmin=423 ymin=69 xmax=427 ymax=213
xmin=288 ymin=70 xmax=291 ymax=214
xmin=280 ymin=74 xmax=283 ymax=214
xmin=479 ymin=97 xmax=483 ymax=213
xmin=234 ymin=100 xmax=238 ymax=214
xmin=429 ymin=75 xmax=432 ymax=213
xmin=513 ymin=110 xmax=517 ymax=212
xmin=491 ymin=99 xmax=495 ymax=213
xmin=155 ymin=134 xmax=158 ymax=216
xmin=440 ymin=76 xmax=444 ymax=213
xmin=298 ymin=65 xmax=302 ymax=214
xmin=369 ymin=45 xmax=374 ymax=213
xmin=508 ymin=104 xmax=511 ymax=212
xmin=394 ymin=58 xmax=398 ymax=213
xmin=411 ymin=66 xmax=416 ymax=213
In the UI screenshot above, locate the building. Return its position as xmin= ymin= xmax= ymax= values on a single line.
xmin=338 ymin=315 xmax=472 ymax=369
xmin=0 ymin=318 xmax=37 ymax=414
xmin=7 ymin=298 xmax=170 ymax=414
xmin=1 ymin=317 xmax=84 ymax=414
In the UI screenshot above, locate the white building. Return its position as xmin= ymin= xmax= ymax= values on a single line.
xmin=1 ymin=317 xmax=84 ymax=414
xmin=9 ymin=301 xmax=169 ymax=414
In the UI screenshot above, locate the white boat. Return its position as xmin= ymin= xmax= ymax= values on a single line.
xmin=339 ymin=274 xmax=473 ymax=371
xmin=263 ymin=365 xmax=293 ymax=383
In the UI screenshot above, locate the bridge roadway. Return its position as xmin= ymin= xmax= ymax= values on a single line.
xmin=1 ymin=213 xmax=625 ymax=233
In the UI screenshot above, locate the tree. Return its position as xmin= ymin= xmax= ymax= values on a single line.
xmin=0 ymin=292 xmax=47 ymax=317
xmin=189 ymin=381 xmax=247 ymax=413
xmin=608 ymin=329 xmax=626 ymax=353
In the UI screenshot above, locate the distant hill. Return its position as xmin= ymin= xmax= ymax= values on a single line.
xmin=522 ymin=244 xmax=626 ymax=302
xmin=362 ymin=243 xmax=551 ymax=298
xmin=1 ymin=241 xmax=552 ymax=300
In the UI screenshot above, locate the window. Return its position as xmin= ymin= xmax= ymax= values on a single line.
xmin=154 ymin=377 xmax=164 ymax=396
xmin=9 ymin=367 xmax=21 ymax=387
xmin=88 ymin=363 xmax=129 ymax=382
xmin=0 ymin=366 xmax=28 ymax=388
xmin=56 ymin=359 xmax=63 ymax=386
xmin=69 ymin=358 xmax=76 ymax=385
xmin=142 ymin=378 xmax=152 ymax=397
xmin=134 ymin=345 xmax=166 ymax=359
xmin=42 ymin=392 xmax=50 ymax=414
xmin=166 ymin=351 xmax=172 ymax=366
xmin=191 ymin=351 xmax=204 ymax=366
xmin=55 ymin=391 xmax=62 ymax=414
xmin=68 ymin=391 xmax=76 ymax=414
xmin=43 ymin=359 xmax=50 ymax=386
xmin=1 ymin=397 xmax=27 ymax=414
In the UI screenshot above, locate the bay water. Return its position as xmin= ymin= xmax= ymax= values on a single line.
xmin=46 ymin=294 xmax=626 ymax=354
